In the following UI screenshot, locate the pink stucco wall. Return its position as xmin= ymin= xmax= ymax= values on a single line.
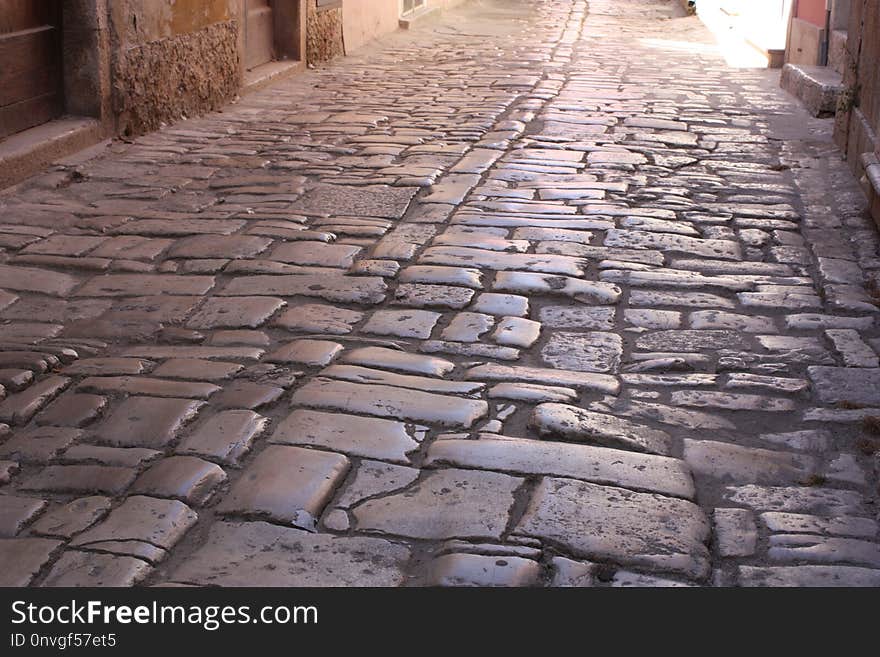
xmin=796 ymin=0 xmax=828 ymax=27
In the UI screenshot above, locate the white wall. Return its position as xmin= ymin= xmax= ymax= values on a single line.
xmin=342 ymin=0 xmax=467 ymax=54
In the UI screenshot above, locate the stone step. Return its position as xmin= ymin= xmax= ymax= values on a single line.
xmin=780 ymin=64 xmax=845 ymax=118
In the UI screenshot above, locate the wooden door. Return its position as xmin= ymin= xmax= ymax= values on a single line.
xmin=0 ymin=0 xmax=63 ymax=141
xmin=245 ymin=0 xmax=274 ymax=70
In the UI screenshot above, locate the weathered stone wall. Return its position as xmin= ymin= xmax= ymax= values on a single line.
xmin=835 ymin=0 xmax=880 ymax=223
xmin=109 ymin=0 xmax=241 ymax=137
xmin=62 ymin=0 xmax=112 ymax=122
xmin=307 ymin=4 xmax=345 ymax=65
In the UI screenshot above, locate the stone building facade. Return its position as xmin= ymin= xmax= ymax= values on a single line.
xmin=0 ymin=0 xmax=463 ymax=188
xmin=834 ymin=0 xmax=880 ymax=224
xmin=785 ymin=0 xmax=850 ymax=69
xmin=775 ymin=0 xmax=877 ymax=225
xmin=108 ymin=0 xmax=243 ymax=137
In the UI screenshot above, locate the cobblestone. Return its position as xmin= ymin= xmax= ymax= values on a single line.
xmin=425 ymin=553 xmax=542 ymax=587
xmin=808 ymin=367 xmax=880 ymax=405
xmin=541 ymin=332 xmax=622 ymax=373
xmin=0 ymin=538 xmax=62 ymax=586
xmin=761 ymin=512 xmax=877 ymax=539
xmin=270 ymin=409 xmax=420 ymax=464
xmin=714 ymin=508 xmax=758 ymax=558
xmin=768 ymin=535 xmax=880 ymax=568
xmin=60 ymin=445 xmax=160 ymax=468
xmin=737 ymin=565 xmax=880 ymax=587
xmin=334 ymin=461 xmax=420 ymax=511
xmin=216 ymin=445 xmax=349 ymax=530
xmin=1 ymin=0 xmax=879 ymax=587
xmin=467 ymin=364 xmax=619 ymax=394
xmin=266 ymin=339 xmax=343 ymax=367
xmin=30 ymin=496 xmax=112 ymax=539
xmin=353 ymin=468 xmax=522 ymax=540
xmin=78 ymin=376 xmax=220 ymax=399
xmin=170 ymin=521 xmax=410 ymax=586
xmin=530 ymin=403 xmax=673 ymax=455
xmin=685 ymin=440 xmax=818 ymax=484
xmin=131 ymin=456 xmax=226 ymax=506
xmin=0 ymin=426 xmax=81 ymax=462
xmin=0 ymin=495 xmax=46 ymax=537
xmin=0 ymin=376 xmax=71 ymax=425
xmin=551 ymin=557 xmax=694 ymax=588
xmin=341 ymin=346 xmax=454 ymax=377
xmin=213 ymin=382 xmax=283 ymax=410
xmin=176 ymin=410 xmax=267 ymax=464
xmin=515 ymin=478 xmax=710 ymax=580
xmin=41 ymin=551 xmax=153 ymax=587
xmin=186 ymin=297 xmax=285 ymax=329
xmin=36 ymin=393 xmax=108 ymax=427
xmin=92 ymin=397 xmax=204 ymax=448
xmin=21 ymin=465 xmax=136 ymax=495
xmin=362 ymin=309 xmax=441 ymax=339
xmin=322 ymin=364 xmax=482 ymax=396
xmin=425 ymin=435 xmax=694 ymax=498
xmin=70 ymin=496 xmax=196 ymax=563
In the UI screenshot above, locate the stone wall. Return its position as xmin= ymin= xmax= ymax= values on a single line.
xmin=835 ymin=0 xmax=880 ymax=223
xmin=109 ymin=0 xmax=241 ymax=137
xmin=787 ymin=17 xmax=823 ymax=65
xmin=307 ymin=3 xmax=345 ymax=65
xmin=342 ymin=0 xmax=399 ymax=53
xmin=62 ymin=0 xmax=112 ymax=122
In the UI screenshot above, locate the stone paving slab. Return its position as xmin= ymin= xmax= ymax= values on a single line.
xmin=352 ymin=468 xmax=523 ymax=541
xmin=515 ymin=477 xmax=711 ymax=580
xmin=170 ymin=521 xmax=410 ymax=587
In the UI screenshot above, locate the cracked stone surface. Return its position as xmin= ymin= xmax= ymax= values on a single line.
xmin=515 ymin=477 xmax=711 ymax=579
xmin=70 ymin=496 xmax=197 ymax=564
xmin=270 ymin=409 xmax=421 ymax=464
xmin=170 ymin=521 xmax=410 ymax=586
xmin=216 ymin=445 xmax=349 ymax=530
xmin=0 ymin=0 xmax=879 ymax=587
xmin=352 ymin=468 xmax=522 ymax=540
xmin=41 ymin=550 xmax=153 ymax=587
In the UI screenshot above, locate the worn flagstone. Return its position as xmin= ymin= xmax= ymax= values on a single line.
xmin=0 ymin=0 xmax=878 ymax=589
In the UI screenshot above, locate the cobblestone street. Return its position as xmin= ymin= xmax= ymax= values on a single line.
xmin=1 ymin=0 xmax=879 ymax=587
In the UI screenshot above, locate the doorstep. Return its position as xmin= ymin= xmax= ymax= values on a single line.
xmin=861 ymin=152 xmax=880 ymax=228
xmin=0 ymin=117 xmax=104 ymax=191
xmin=399 ymin=6 xmax=442 ymax=30
xmin=780 ymin=64 xmax=844 ymax=118
xmin=242 ymin=60 xmax=306 ymax=95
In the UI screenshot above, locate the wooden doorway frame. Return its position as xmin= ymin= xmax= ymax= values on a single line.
xmin=0 ymin=1 xmax=65 ymax=141
xmin=0 ymin=1 xmax=112 ymax=138
xmin=238 ymin=0 xmax=307 ymax=80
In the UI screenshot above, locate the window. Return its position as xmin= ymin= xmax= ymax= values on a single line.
xmin=402 ymin=0 xmax=426 ymax=16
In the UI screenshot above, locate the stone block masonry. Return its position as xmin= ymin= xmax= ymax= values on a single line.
xmin=111 ymin=20 xmax=241 ymax=137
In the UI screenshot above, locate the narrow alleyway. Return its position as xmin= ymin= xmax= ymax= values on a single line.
xmin=1 ymin=0 xmax=879 ymax=587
